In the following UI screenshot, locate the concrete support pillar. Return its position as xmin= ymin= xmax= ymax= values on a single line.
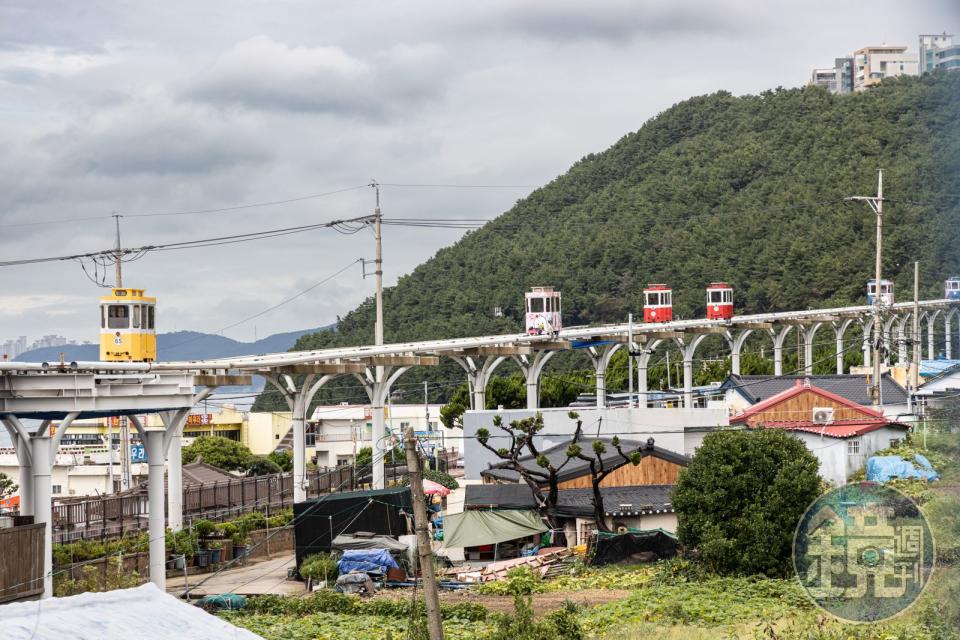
xmin=682 ymin=358 xmax=694 ymax=409
xmin=264 ymin=374 xmax=331 ymax=500
xmin=17 ymin=453 xmax=33 ymax=517
xmin=772 ymin=327 xmax=791 ymax=377
xmin=588 ymin=343 xmax=622 ymax=409
xmin=142 ymin=429 xmax=167 ymax=591
xmin=2 ymin=419 xmax=34 ymax=517
xmin=354 ymin=367 xmax=408 ymax=490
xmin=30 ymin=435 xmax=53 ymax=598
xmin=862 ymin=319 xmax=873 ymax=368
xmin=883 ymin=316 xmax=898 ymax=366
xmin=514 ymin=352 xmax=556 ymax=411
xmin=371 ymin=402 xmax=385 ymax=489
xmin=927 ymin=316 xmax=936 ymax=361
xmin=803 ymin=334 xmax=814 ymax=376
xmin=635 ymin=340 xmax=659 ymax=408
xmin=898 ymin=321 xmax=909 ymax=364
xmin=729 ymin=330 xmax=751 ymax=377
xmin=451 ymin=355 xmax=505 ymax=413
xmin=166 ymin=433 xmax=183 ymax=532
xmin=675 ymin=335 xmax=706 ymax=409
xmin=946 ymin=314 xmax=953 ymax=360
xmin=836 ymin=332 xmax=845 ymax=374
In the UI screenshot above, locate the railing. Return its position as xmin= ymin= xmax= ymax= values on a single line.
xmin=0 ymin=523 xmax=44 ymax=603
xmin=49 ymin=449 xmax=453 ymax=544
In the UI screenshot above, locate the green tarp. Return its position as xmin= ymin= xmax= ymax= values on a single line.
xmin=443 ymin=509 xmax=548 ymax=548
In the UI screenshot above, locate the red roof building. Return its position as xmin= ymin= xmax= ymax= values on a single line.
xmin=729 ymin=379 xmax=909 ymax=484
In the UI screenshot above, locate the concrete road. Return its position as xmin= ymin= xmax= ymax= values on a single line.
xmin=166 ymin=553 xmax=305 ymax=597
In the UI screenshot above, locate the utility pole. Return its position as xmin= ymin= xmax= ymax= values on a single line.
xmin=370 ymin=180 xmax=384 ymax=346
xmin=912 ymin=261 xmax=921 ymax=401
xmin=846 ymin=169 xmax=884 ymax=407
xmin=404 ymin=427 xmax=444 ymax=640
xmin=113 ymin=212 xmax=123 ymax=288
xmin=367 ymin=180 xmax=388 ymax=489
xmin=627 ymin=313 xmax=633 ymax=407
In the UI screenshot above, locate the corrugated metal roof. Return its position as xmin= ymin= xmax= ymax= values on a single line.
xmin=464 ymin=484 xmax=675 ymax=518
xmin=723 ymin=373 xmax=907 ymax=406
xmin=757 ymin=420 xmax=909 ymax=439
xmin=481 ymin=437 xmax=689 ymax=484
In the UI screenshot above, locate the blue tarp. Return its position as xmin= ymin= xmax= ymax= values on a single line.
xmin=866 ymin=454 xmax=940 ymax=483
xmin=337 ymin=548 xmax=400 ymax=575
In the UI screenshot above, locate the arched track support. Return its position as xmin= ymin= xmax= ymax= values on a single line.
xmin=449 ymin=355 xmax=506 ymax=411
xmin=635 ymin=339 xmax=663 ymax=408
xmin=587 ymin=343 xmax=623 ymax=407
xmin=674 ymin=334 xmax=708 ymax=409
xmin=861 ymin=318 xmax=874 ymax=368
xmin=834 ymin=318 xmax=855 ymax=374
xmin=5 ymin=412 xmax=80 ymax=598
xmin=354 ymin=365 xmax=411 ymax=489
xmin=160 ymin=386 xmax=216 ymax=533
xmin=729 ymin=330 xmax=752 ymax=376
xmin=513 ymin=351 xmax=558 ymax=410
xmin=882 ymin=315 xmax=901 ymax=365
xmin=771 ymin=326 xmax=794 ymax=376
xmin=800 ymin=322 xmax=826 ymax=375
xmin=894 ymin=314 xmax=910 ymax=364
xmin=263 ymin=372 xmax=337 ymax=501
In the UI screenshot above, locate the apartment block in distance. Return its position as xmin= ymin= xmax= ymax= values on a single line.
xmin=853 ymin=45 xmax=918 ymax=91
xmin=919 ymin=33 xmax=959 ymax=73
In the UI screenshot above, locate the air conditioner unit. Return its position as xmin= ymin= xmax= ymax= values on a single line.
xmin=812 ymin=407 xmax=835 ymax=425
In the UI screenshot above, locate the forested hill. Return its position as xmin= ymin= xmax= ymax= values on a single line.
xmin=254 ymin=73 xmax=959 ymax=410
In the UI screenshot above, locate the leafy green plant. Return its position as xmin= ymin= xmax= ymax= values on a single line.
xmin=192 ymin=519 xmax=216 ymax=539
xmin=672 ymin=429 xmax=821 ymax=577
xmin=476 ymin=566 xmax=544 ymax=596
xmin=299 ymin=552 xmax=338 ymax=583
xmin=54 ymin=557 xmax=143 ymax=596
xmin=267 ymin=450 xmax=293 ymax=472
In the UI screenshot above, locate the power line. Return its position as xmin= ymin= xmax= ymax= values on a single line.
xmin=0 ymin=215 xmax=374 ymax=268
xmin=163 ymin=258 xmax=364 ymax=350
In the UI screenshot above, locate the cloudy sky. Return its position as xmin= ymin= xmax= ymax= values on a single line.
xmin=1 ymin=0 xmax=957 ymax=348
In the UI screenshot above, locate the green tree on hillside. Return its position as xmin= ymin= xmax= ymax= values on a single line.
xmin=672 ymin=429 xmax=821 ymax=577
xmin=256 ymin=72 xmax=960 ymax=412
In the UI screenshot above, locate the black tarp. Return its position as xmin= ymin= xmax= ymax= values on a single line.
xmin=294 ymin=487 xmax=412 ymax=568
xmin=591 ymin=530 xmax=679 ymax=566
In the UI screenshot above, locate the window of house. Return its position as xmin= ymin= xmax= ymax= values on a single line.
xmin=847 ymin=439 xmax=861 ymax=455
xmin=889 ymin=438 xmax=900 ymax=448
xmin=51 ymin=484 xmax=62 ymax=494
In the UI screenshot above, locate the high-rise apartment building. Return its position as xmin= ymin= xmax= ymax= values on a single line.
xmin=919 ymin=33 xmax=959 ymax=73
xmin=853 ymin=45 xmax=919 ymax=91
xmin=834 ymin=57 xmax=854 ymax=93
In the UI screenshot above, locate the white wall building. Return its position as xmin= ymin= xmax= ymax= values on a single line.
xmin=308 ymin=403 xmax=457 ymax=467
xmin=0 ymin=446 xmax=146 ymax=501
xmin=783 ymin=424 xmax=909 ymax=486
xmin=462 ymin=405 xmax=729 ymax=480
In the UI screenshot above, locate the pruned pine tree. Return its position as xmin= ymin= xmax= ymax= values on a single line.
xmin=573 ymin=434 xmax=642 ymax=533
xmin=475 ymin=411 xmax=586 ymax=527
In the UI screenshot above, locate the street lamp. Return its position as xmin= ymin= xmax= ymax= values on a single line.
xmin=845 ymin=169 xmax=884 ymax=408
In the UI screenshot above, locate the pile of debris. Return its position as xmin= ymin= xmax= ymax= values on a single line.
xmin=441 ymin=547 xmax=573 ymax=583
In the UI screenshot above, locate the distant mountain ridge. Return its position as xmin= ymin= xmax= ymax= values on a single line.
xmin=13 ymin=326 xmax=330 ymax=363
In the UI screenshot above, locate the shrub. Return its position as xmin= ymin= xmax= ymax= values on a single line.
xmin=267 ymin=449 xmax=293 ymax=472
xmin=300 ymin=552 xmax=338 ymax=583
xmin=672 ymin=429 xmax=821 ymax=577
xmin=400 ymin=469 xmax=460 ymax=490
xmin=192 ymin=519 xmax=216 ymax=539
xmin=246 ymin=457 xmax=283 ymax=477
xmin=181 ymin=435 xmax=253 ymax=471
xmin=54 ymin=557 xmax=142 ymax=596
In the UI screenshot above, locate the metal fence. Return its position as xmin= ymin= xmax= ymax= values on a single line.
xmin=48 ymin=456 xmax=449 ymax=544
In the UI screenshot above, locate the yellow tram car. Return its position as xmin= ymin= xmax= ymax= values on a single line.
xmin=99 ymin=288 xmax=157 ymax=362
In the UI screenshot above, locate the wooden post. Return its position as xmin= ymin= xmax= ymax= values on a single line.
xmin=404 ymin=427 xmax=444 ymax=640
